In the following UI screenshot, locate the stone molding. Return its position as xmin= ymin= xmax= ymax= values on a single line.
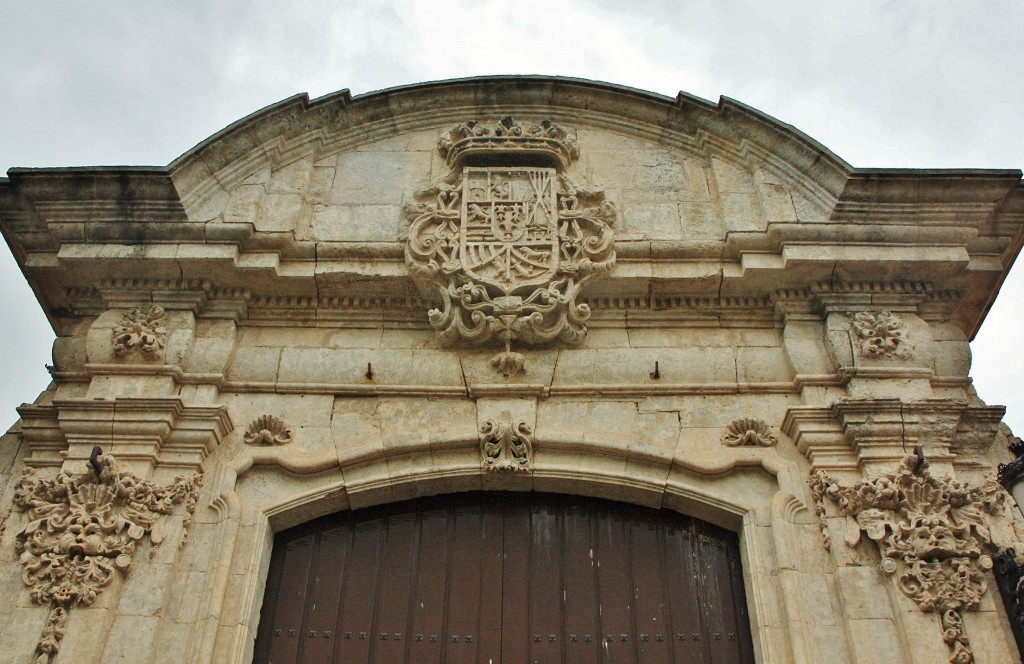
xmin=13 ymin=454 xmax=201 ymax=663
xmin=811 ymin=454 xmax=1005 ymax=663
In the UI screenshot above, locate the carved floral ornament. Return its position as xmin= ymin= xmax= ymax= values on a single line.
xmin=810 ymin=455 xmax=1005 ymax=663
xmin=111 ymin=305 xmax=167 ymax=358
xmin=13 ymin=453 xmax=201 ymax=663
xmin=243 ymin=415 xmax=293 ymax=445
xmin=721 ymin=418 xmax=778 ymax=447
xmin=479 ymin=414 xmax=534 ymax=472
xmin=405 ymin=116 xmax=617 ymax=375
xmin=850 ymin=310 xmax=911 ymax=359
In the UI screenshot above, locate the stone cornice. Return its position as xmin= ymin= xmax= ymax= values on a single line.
xmin=2 ymin=77 xmax=1021 ymax=338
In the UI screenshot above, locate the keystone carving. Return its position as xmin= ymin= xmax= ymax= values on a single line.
xmin=810 ymin=454 xmax=1004 ymax=663
xmin=480 ymin=415 xmax=534 ymax=472
xmin=13 ymin=454 xmax=201 ymax=663
xmin=850 ymin=310 xmax=911 ymax=359
xmin=112 ymin=305 xmax=167 ymax=357
xmin=243 ymin=415 xmax=293 ymax=446
xmin=406 ymin=116 xmax=617 ymax=375
xmin=722 ymin=418 xmax=778 ymax=447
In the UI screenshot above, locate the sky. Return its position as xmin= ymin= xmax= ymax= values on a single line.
xmin=0 ymin=1 xmax=1021 ymax=434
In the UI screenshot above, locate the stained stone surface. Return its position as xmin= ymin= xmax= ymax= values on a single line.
xmin=0 ymin=77 xmax=1023 ymax=663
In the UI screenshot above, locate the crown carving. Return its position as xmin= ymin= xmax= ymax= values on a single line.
xmin=438 ymin=116 xmax=580 ymax=169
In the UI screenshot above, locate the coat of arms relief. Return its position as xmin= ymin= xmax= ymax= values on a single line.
xmin=405 ymin=116 xmax=617 ymax=375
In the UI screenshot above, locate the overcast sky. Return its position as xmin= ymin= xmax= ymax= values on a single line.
xmin=1 ymin=1 xmax=1021 ymax=435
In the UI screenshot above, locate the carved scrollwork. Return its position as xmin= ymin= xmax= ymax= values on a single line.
xmin=111 ymin=305 xmax=167 ymax=357
xmin=850 ymin=310 xmax=911 ymax=359
xmin=243 ymin=415 xmax=293 ymax=446
xmin=406 ymin=118 xmax=617 ymax=374
xmin=13 ymin=455 xmax=201 ymax=662
xmin=810 ymin=455 xmax=1004 ymax=663
xmin=480 ymin=416 xmax=534 ymax=472
xmin=722 ymin=418 xmax=778 ymax=447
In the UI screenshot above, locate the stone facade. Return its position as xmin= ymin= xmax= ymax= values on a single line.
xmin=0 ymin=76 xmax=1023 ymax=662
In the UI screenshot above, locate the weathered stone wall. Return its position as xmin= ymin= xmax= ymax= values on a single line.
xmin=1 ymin=77 xmax=1023 ymax=663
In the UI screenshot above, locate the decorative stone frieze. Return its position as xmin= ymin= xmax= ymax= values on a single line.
xmin=810 ymin=454 xmax=1004 ymax=663
xmin=479 ymin=415 xmax=534 ymax=472
xmin=111 ymin=305 xmax=168 ymax=358
xmin=850 ymin=310 xmax=911 ymax=359
xmin=406 ymin=116 xmax=617 ymax=374
xmin=722 ymin=418 xmax=778 ymax=447
xmin=13 ymin=453 xmax=201 ymax=662
xmin=243 ymin=415 xmax=293 ymax=446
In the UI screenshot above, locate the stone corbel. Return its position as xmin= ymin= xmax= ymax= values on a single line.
xmin=16 ymin=397 xmax=232 ymax=477
xmin=783 ymin=399 xmax=994 ymax=476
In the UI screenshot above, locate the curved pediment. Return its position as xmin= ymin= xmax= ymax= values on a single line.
xmin=169 ymin=77 xmax=844 ymax=246
xmin=2 ymin=76 xmax=1021 ymax=338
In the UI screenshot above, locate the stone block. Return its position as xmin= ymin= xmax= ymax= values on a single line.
xmin=311 ymin=203 xmax=402 ymax=241
xmin=255 ymin=193 xmax=307 ymax=233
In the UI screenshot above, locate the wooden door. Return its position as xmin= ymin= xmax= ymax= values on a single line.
xmin=253 ymin=492 xmax=756 ymax=663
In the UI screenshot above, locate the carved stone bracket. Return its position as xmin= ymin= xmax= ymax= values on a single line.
xmin=480 ymin=416 xmax=534 ymax=472
xmin=243 ymin=415 xmax=293 ymax=445
xmin=849 ymin=310 xmax=912 ymax=359
xmin=405 ymin=116 xmax=617 ymax=375
xmin=13 ymin=454 xmax=201 ymax=663
xmin=722 ymin=418 xmax=778 ymax=447
xmin=810 ymin=455 xmax=1004 ymax=663
xmin=112 ymin=305 xmax=168 ymax=358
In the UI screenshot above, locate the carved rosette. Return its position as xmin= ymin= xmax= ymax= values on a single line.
xmin=480 ymin=416 xmax=534 ymax=472
xmin=850 ymin=310 xmax=911 ymax=358
xmin=243 ymin=415 xmax=293 ymax=445
xmin=722 ymin=418 xmax=778 ymax=447
xmin=405 ymin=116 xmax=617 ymax=373
xmin=810 ymin=455 xmax=1004 ymax=663
xmin=13 ymin=455 xmax=201 ymax=662
xmin=112 ymin=305 xmax=168 ymax=357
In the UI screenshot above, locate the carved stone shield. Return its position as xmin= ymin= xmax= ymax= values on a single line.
xmin=460 ymin=167 xmax=559 ymax=292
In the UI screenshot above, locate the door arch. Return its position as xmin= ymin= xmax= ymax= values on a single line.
xmin=253 ymin=492 xmax=756 ymax=663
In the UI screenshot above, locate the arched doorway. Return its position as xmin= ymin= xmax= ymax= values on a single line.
xmin=253 ymin=492 xmax=756 ymax=663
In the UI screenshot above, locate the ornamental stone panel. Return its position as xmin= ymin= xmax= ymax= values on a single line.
xmin=0 ymin=77 xmax=1023 ymax=663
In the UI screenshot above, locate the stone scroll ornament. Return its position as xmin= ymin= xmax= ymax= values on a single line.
xmin=850 ymin=310 xmax=911 ymax=359
xmin=112 ymin=305 xmax=168 ymax=357
xmin=810 ymin=453 xmax=1004 ymax=663
xmin=405 ymin=116 xmax=617 ymax=376
xmin=13 ymin=451 xmax=201 ymax=663
xmin=480 ymin=415 xmax=534 ymax=472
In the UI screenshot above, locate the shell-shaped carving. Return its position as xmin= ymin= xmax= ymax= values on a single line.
xmin=112 ymin=305 xmax=167 ymax=357
xmin=243 ymin=415 xmax=293 ymax=446
xmin=722 ymin=418 xmax=778 ymax=447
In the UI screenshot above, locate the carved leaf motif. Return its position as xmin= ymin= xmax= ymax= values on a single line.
xmin=111 ymin=305 xmax=168 ymax=357
xmin=850 ymin=310 xmax=911 ymax=359
xmin=480 ymin=416 xmax=534 ymax=472
xmin=13 ymin=455 xmax=201 ymax=661
xmin=811 ymin=455 xmax=1004 ymax=663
